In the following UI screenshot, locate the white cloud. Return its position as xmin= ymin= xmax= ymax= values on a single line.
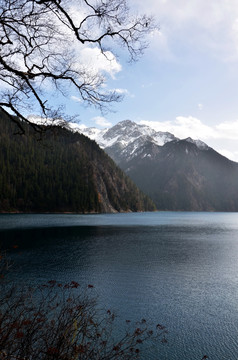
xmin=140 ymin=116 xmax=216 ymax=140
xmin=147 ymin=29 xmax=175 ymax=61
xmin=141 ymin=83 xmax=153 ymax=89
xmin=134 ymin=0 xmax=238 ymax=61
xmin=216 ymin=120 xmax=238 ymax=139
xmin=218 ymin=149 xmax=238 ymax=162
xmin=92 ymin=116 xmax=112 ymax=128
xmin=78 ymin=47 xmax=122 ymax=79
xmin=198 ymin=103 xmax=203 ymax=110
xmin=71 ymin=96 xmax=82 ymax=103
xmin=112 ymin=88 xmax=135 ymax=98
xmin=113 ymin=88 xmax=128 ymax=95
xmin=140 ymin=116 xmax=238 ymax=143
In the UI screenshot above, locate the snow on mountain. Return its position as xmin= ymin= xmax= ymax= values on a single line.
xmin=78 ymin=119 xmax=210 ymax=164
xmin=70 ymin=119 xmax=238 ymax=212
xmin=78 ymin=126 xmax=108 ymax=146
xmin=79 ymin=119 xmax=178 ymax=149
xmin=184 ymin=137 xmax=210 ymax=150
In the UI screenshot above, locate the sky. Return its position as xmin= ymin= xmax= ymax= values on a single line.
xmin=61 ymin=0 xmax=238 ymax=162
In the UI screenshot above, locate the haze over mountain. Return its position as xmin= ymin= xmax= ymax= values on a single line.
xmin=80 ymin=120 xmax=238 ymax=211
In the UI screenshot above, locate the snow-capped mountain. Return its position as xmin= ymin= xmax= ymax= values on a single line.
xmin=79 ymin=119 xmax=238 ymax=211
xmin=80 ymin=119 xmax=177 ymax=148
xmin=79 ymin=119 xmax=179 ymax=163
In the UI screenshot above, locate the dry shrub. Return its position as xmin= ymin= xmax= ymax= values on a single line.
xmin=0 ymin=277 xmax=167 ymax=360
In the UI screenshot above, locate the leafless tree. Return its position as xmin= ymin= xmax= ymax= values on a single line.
xmin=0 ymin=0 xmax=155 ymax=133
xmin=0 ymin=280 xmax=167 ymax=359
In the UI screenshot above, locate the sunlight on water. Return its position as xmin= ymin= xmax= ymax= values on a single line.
xmin=1 ymin=211 xmax=238 ymax=229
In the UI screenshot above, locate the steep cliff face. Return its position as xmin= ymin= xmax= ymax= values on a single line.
xmin=0 ymin=114 xmax=155 ymax=213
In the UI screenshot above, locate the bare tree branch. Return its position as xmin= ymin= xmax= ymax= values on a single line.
xmin=0 ymin=0 xmax=156 ymax=132
xmin=0 ymin=279 xmax=167 ymax=359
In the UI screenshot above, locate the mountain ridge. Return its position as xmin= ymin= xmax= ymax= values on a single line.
xmin=79 ymin=119 xmax=179 ymax=163
xmin=79 ymin=120 xmax=238 ymax=211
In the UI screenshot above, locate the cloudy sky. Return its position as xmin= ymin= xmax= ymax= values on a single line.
xmin=66 ymin=0 xmax=238 ymax=162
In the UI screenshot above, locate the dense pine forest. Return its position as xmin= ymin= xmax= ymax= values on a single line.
xmin=0 ymin=113 xmax=155 ymax=213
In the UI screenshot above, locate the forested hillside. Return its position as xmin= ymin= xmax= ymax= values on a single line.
xmin=0 ymin=113 xmax=155 ymax=213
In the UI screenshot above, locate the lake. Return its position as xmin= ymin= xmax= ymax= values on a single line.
xmin=1 ymin=211 xmax=238 ymax=359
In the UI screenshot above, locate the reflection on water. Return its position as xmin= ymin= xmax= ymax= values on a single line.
xmin=1 ymin=212 xmax=238 ymax=359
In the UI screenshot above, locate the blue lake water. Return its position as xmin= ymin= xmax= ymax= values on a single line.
xmin=1 ymin=211 xmax=238 ymax=359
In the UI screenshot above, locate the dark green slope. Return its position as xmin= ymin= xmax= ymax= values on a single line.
xmin=0 ymin=114 xmax=155 ymax=213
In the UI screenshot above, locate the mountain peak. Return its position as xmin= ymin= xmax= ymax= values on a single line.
xmin=78 ymin=119 xmax=210 ymax=162
xmin=117 ymin=119 xmax=135 ymax=126
xmin=73 ymin=118 xmax=238 ymax=211
xmin=184 ymin=137 xmax=209 ymax=150
xmin=80 ymin=119 xmax=179 ymax=151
